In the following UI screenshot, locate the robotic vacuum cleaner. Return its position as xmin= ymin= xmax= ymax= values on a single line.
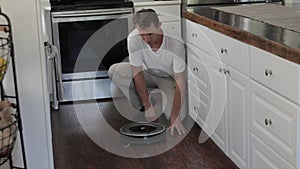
xmin=120 ymin=122 xmax=165 ymax=138
xmin=120 ymin=122 xmax=166 ymax=144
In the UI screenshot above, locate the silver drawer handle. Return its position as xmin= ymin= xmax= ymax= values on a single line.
xmin=219 ymin=67 xmax=230 ymax=75
xmin=221 ymin=48 xmax=227 ymax=54
xmin=265 ymin=69 xmax=273 ymax=76
xmin=193 ymin=106 xmax=198 ymax=111
xmin=265 ymin=118 xmax=272 ymax=126
xmin=192 ymin=33 xmax=198 ymax=38
xmin=193 ymin=67 xmax=199 ymax=72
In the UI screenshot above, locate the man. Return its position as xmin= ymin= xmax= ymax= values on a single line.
xmin=108 ymin=8 xmax=187 ymax=135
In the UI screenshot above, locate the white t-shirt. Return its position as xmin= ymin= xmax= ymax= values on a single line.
xmin=128 ymin=28 xmax=186 ymax=77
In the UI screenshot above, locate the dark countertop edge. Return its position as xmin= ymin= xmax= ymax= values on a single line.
xmin=182 ymin=9 xmax=300 ymax=65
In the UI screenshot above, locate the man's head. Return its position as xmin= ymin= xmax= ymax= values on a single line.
xmin=133 ymin=9 xmax=163 ymax=45
xmin=133 ymin=8 xmax=160 ymax=29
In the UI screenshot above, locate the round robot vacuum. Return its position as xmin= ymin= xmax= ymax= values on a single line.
xmin=120 ymin=122 xmax=165 ymax=138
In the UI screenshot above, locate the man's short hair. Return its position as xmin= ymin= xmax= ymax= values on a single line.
xmin=133 ymin=8 xmax=160 ymax=29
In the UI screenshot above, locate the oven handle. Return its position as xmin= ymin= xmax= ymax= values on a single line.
xmin=46 ymin=42 xmax=60 ymax=109
xmin=47 ymin=42 xmax=65 ymax=103
xmin=52 ymin=8 xmax=133 ymax=23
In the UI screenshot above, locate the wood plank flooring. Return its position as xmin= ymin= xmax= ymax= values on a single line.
xmin=51 ymin=99 xmax=238 ymax=169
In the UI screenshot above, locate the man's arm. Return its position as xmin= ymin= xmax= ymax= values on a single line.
xmin=132 ymin=65 xmax=157 ymax=121
xmin=131 ymin=65 xmax=151 ymax=109
xmin=169 ymin=71 xmax=187 ymax=135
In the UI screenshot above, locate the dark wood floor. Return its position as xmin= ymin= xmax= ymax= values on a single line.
xmin=51 ymin=99 xmax=238 ymax=169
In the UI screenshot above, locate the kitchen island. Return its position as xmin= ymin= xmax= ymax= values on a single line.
xmin=183 ymin=3 xmax=300 ymax=169
xmin=183 ymin=3 xmax=300 ymax=64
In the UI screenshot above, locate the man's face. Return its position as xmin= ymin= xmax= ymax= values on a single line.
xmin=136 ymin=22 xmax=161 ymax=45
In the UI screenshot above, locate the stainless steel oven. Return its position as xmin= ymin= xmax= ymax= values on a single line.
xmin=50 ymin=5 xmax=133 ymax=103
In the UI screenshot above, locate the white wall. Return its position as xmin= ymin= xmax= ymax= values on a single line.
xmin=0 ymin=0 xmax=53 ymax=169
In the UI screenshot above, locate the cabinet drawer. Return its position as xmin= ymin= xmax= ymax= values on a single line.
xmin=250 ymin=46 xmax=300 ymax=104
xmin=187 ymin=45 xmax=211 ymax=97
xmin=188 ymin=88 xmax=198 ymax=121
xmin=188 ymin=82 xmax=209 ymax=127
xmin=207 ymin=28 xmax=249 ymax=75
xmin=250 ymin=133 xmax=295 ymax=169
xmin=185 ymin=20 xmax=219 ymax=61
xmin=250 ymin=80 xmax=298 ymax=167
xmin=134 ymin=5 xmax=180 ymax=22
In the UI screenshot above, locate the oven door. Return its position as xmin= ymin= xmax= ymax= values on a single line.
xmin=51 ymin=8 xmax=133 ymax=102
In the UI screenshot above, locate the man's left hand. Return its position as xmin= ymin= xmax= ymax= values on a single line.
xmin=167 ymin=117 xmax=186 ymax=136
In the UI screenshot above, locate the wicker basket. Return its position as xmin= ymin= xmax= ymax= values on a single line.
xmin=0 ymin=36 xmax=10 ymax=82
xmin=0 ymin=103 xmax=17 ymax=165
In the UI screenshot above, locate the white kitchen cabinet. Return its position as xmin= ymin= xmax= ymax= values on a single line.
xmin=249 ymin=46 xmax=300 ymax=169
xmin=133 ymin=1 xmax=182 ymax=39
xmin=186 ymin=17 xmax=300 ymax=169
xmin=187 ymin=42 xmax=227 ymax=153
xmin=227 ymin=66 xmax=249 ymax=169
xmin=186 ymin=19 xmax=228 ymax=154
xmin=185 ymin=19 xmax=250 ymax=169
xmin=207 ymin=27 xmax=250 ymax=169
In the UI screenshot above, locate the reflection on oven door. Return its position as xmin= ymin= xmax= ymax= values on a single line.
xmin=51 ymin=8 xmax=133 ymax=102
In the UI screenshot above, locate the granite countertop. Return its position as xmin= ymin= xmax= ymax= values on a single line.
xmin=183 ymin=3 xmax=300 ymax=65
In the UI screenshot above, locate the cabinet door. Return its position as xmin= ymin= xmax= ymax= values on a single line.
xmin=211 ymin=106 xmax=227 ymax=154
xmin=202 ymin=50 xmax=227 ymax=153
xmin=187 ymin=43 xmax=227 ymax=153
xmin=187 ymin=44 xmax=210 ymax=127
xmin=227 ymin=66 xmax=249 ymax=169
xmin=250 ymin=80 xmax=298 ymax=167
xmin=250 ymin=133 xmax=295 ymax=169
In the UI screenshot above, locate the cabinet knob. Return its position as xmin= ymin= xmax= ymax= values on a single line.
xmin=192 ymin=33 xmax=197 ymax=38
xmin=265 ymin=118 xmax=272 ymax=126
xmin=193 ymin=67 xmax=199 ymax=72
xmin=219 ymin=68 xmax=229 ymax=75
xmin=193 ymin=106 xmax=198 ymax=111
xmin=224 ymin=69 xmax=230 ymax=75
xmin=265 ymin=69 xmax=273 ymax=76
xmin=221 ymin=48 xmax=227 ymax=54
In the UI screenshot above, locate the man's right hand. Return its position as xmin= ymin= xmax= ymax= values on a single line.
xmin=145 ymin=106 xmax=158 ymax=122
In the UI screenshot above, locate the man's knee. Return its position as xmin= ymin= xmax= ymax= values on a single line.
xmin=108 ymin=64 xmax=117 ymax=80
xmin=108 ymin=63 xmax=133 ymax=85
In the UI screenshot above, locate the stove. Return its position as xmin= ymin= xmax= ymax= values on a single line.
xmin=50 ymin=0 xmax=133 ymax=11
xmin=48 ymin=0 xmax=134 ymax=107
